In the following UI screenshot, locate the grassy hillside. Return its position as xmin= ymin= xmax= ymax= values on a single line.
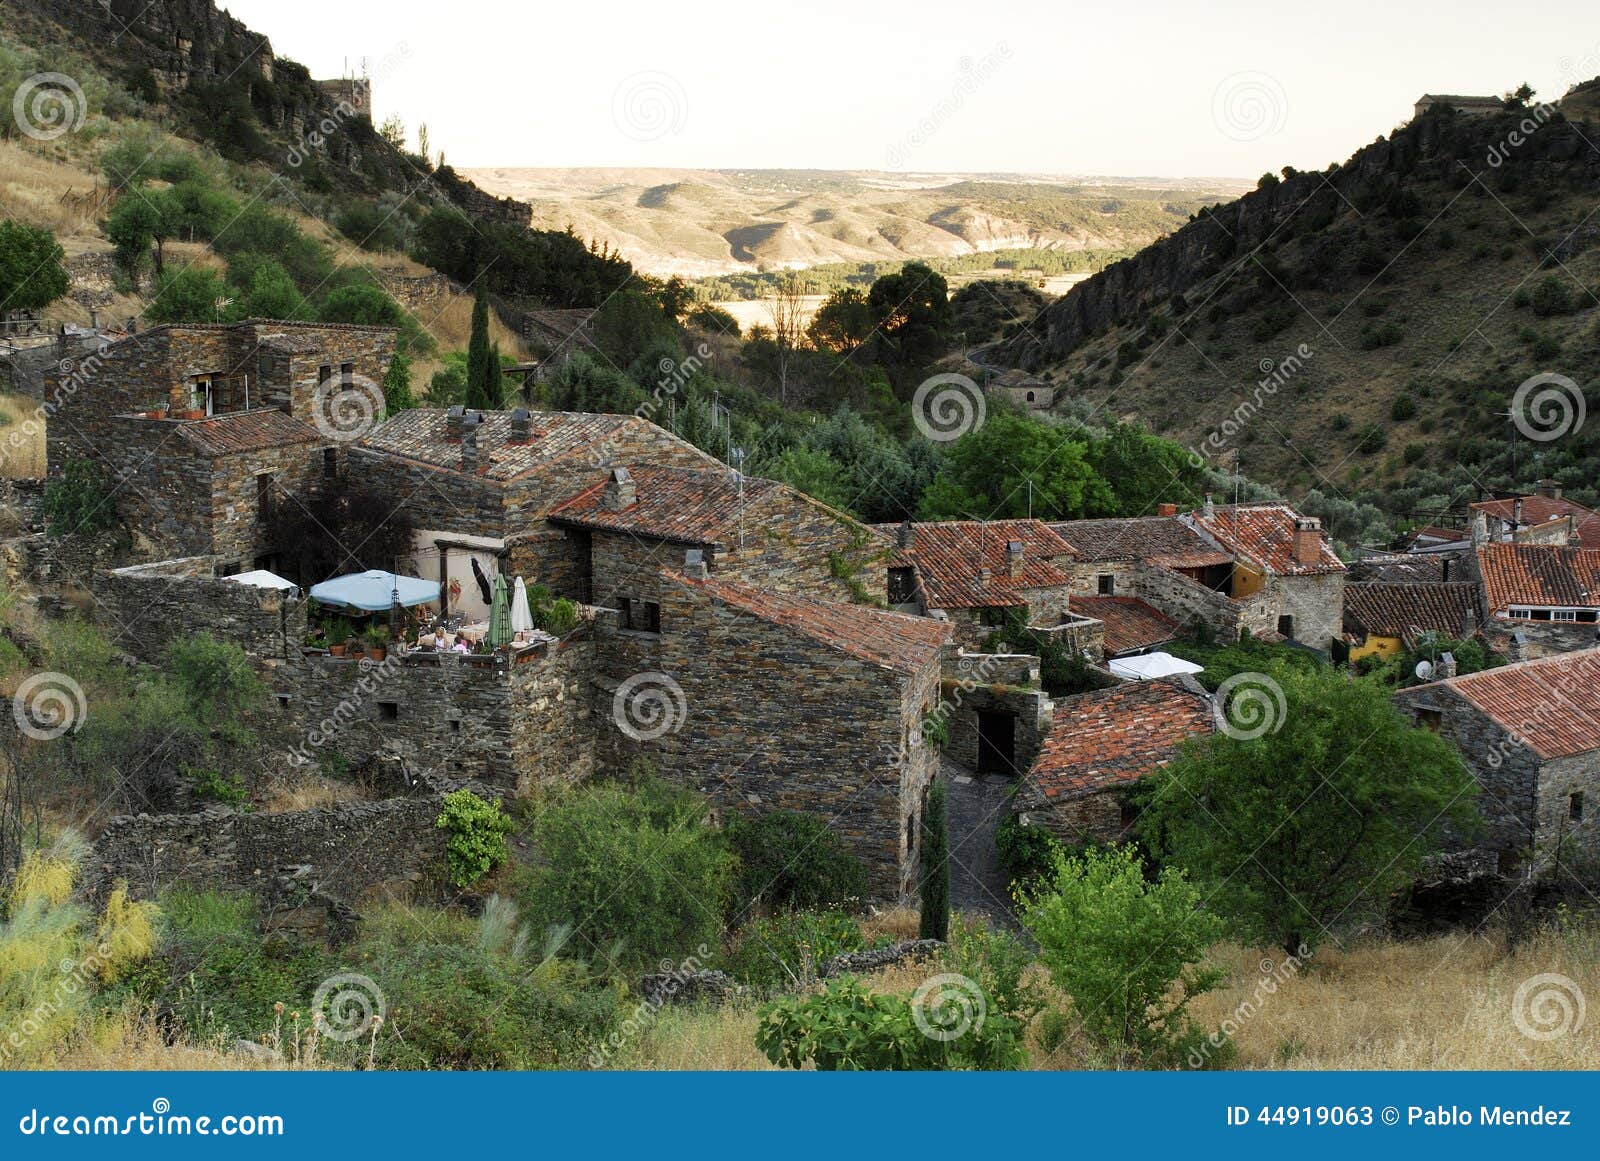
xmin=1002 ymin=100 xmax=1600 ymax=536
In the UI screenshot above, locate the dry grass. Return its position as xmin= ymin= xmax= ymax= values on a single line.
xmin=256 ymin=772 xmax=366 ymax=813
xmin=614 ymin=923 xmax=1600 ymax=1071
xmin=0 ymin=139 xmax=107 ymax=239
xmin=0 ymin=394 xmax=47 ymax=479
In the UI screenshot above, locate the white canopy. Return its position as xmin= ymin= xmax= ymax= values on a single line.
xmin=227 ymin=569 xmax=299 ymax=595
xmin=1109 ymin=651 xmax=1204 ymax=681
xmin=308 ymin=571 xmax=441 ymax=612
xmin=510 ymin=576 xmax=535 ymax=634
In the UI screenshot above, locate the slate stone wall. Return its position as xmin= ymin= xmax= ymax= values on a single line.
xmin=96 ymin=556 xmax=307 ymax=662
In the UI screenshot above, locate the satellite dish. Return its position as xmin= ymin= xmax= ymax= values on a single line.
xmin=1415 ymin=660 xmax=1435 ymax=681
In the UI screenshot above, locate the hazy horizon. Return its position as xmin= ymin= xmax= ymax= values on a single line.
xmin=224 ymin=0 xmax=1600 ymax=178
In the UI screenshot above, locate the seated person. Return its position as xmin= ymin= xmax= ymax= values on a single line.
xmin=450 ymin=634 xmax=470 ymax=654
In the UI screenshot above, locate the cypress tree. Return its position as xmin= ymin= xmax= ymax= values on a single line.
xmin=464 ymin=284 xmax=496 ymax=410
xmin=919 ymin=778 xmax=950 ymax=941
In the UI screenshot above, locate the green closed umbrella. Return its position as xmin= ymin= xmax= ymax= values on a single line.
xmin=486 ymin=572 xmax=513 ymax=649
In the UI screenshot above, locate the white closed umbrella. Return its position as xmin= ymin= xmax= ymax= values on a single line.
xmin=510 ymin=576 xmax=535 ymax=635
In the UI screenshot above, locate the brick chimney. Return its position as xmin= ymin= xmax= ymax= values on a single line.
xmin=1202 ymin=492 xmax=1216 ymax=519
xmin=684 ymin=548 xmax=707 ymax=580
xmin=1156 ymin=502 xmax=1179 ymax=517
xmin=509 ymin=407 xmax=532 ymax=443
xmin=445 ymin=405 xmax=464 ymax=440
xmin=1006 ymin=539 xmax=1024 ymax=579
xmin=1292 ymin=517 xmax=1323 ymax=566
xmin=1536 ymin=478 xmax=1562 ymax=500
xmin=897 ymin=519 xmax=914 ymax=549
xmin=604 ymin=467 xmax=636 ymax=511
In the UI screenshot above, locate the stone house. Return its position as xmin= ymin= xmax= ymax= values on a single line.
xmin=594 ymin=560 xmax=953 ymax=898
xmin=984 ymin=368 xmax=1055 ymax=411
xmin=1413 ymin=94 xmax=1505 ymax=118
xmin=1069 ymin=595 xmax=1181 ymax=658
xmin=1012 ymin=676 xmax=1214 ymax=844
xmin=874 ymin=519 xmax=1083 ymax=648
xmin=1470 ymin=484 xmax=1600 ymax=548
xmin=1393 ymin=651 xmax=1600 ymax=873
xmin=44 ymin=320 xmax=397 ymax=570
xmin=1464 ymin=541 xmax=1600 ymax=658
xmin=1343 ymin=581 xmax=1483 ymax=663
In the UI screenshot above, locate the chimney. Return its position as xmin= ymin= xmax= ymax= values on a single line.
xmin=460 ymin=426 xmax=478 ymax=473
xmin=1441 ymin=556 xmax=1450 ymax=582
xmin=445 ymin=405 xmax=465 ymax=440
xmin=978 ymin=565 xmax=993 ymax=584
xmin=1470 ymin=509 xmax=1489 ymax=547
xmin=1202 ymin=492 xmax=1216 ymax=519
xmin=684 ymin=548 xmax=707 ymax=580
xmin=509 ymin=406 xmax=533 ymax=443
xmin=89 ymin=309 xmax=99 ymax=330
xmin=897 ymin=519 xmax=914 ymax=549
xmin=1511 ymin=498 xmax=1523 ymax=528
xmin=1006 ymin=539 xmax=1024 ymax=579
xmin=604 ymin=467 xmax=636 ymax=512
xmin=1536 ymin=478 xmax=1562 ymax=500
xmin=1156 ymin=502 xmax=1178 ymax=517
xmin=1292 ymin=517 xmax=1323 ymax=567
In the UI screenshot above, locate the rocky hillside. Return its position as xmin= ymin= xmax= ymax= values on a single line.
xmin=460 ymin=168 xmax=1247 ymax=277
xmin=1001 ymin=100 xmax=1600 ymax=514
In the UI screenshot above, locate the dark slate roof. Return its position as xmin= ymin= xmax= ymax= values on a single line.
xmin=678 ymin=573 xmax=952 ymax=675
xmin=1347 ymin=554 xmax=1451 ymax=583
xmin=1344 ymin=582 xmax=1482 ymax=642
xmin=359 ymin=408 xmax=656 ymax=482
xmin=551 ymin=466 xmax=779 ymax=545
xmin=1477 ymin=543 xmax=1600 ymax=611
xmin=1016 ymin=678 xmax=1214 ymax=807
xmin=1049 ymin=515 xmax=1227 ymax=566
xmin=173 ymin=409 xmax=323 ymax=456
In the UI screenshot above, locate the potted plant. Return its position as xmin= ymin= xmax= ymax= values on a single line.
xmin=326 ymin=620 xmax=352 ymax=657
xmin=365 ymin=625 xmax=389 ymax=662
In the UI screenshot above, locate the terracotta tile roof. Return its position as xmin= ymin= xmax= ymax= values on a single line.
xmin=1016 ymin=678 xmax=1214 ymax=807
xmin=1344 ymin=582 xmax=1481 ymax=643
xmin=1477 ymin=542 xmax=1600 ymax=611
xmin=358 ymin=408 xmax=692 ymax=482
xmin=1071 ymin=596 xmax=1181 ymax=655
xmin=870 ymin=520 xmax=1077 ymax=610
xmin=172 ymin=409 xmax=323 ymax=456
xmin=1049 ymin=515 xmax=1229 ymax=566
xmin=677 ymin=572 xmax=951 ymax=675
xmin=1471 ymin=495 xmax=1600 ymax=546
xmin=551 ymin=466 xmax=778 ymax=544
xmin=1415 ymin=652 xmax=1600 ymax=760
xmin=1189 ymin=503 xmax=1345 ymax=576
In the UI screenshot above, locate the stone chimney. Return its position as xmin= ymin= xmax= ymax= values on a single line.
xmin=978 ymin=565 xmax=993 ymax=584
xmin=1006 ymin=539 xmax=1024 ymax=579
xmin=1156 ymin=502 xmax=1179 ymax=517
xmin=684 ymin=548 xmax=707 ymax=580
xmin=509 ymin=406 xmax=532 ymax=444
xmin=460 ymin=426 xmax=478 ymax=473
xmin=1512 ymin=498 xmax=1524 ymax=527
xmin=1536 ymin=478 xmax=1562 ymax=500
xmin=604 ymin=467 xmax=636 ymax=512
xmin=1470 ymin=509 xmax=1489 ymax=547
xmin=897 ymin=519 xmax=914 ymax=549
xmin=1202 ymin=492 xmax=1216 ymax=519
xmin=445 ymin=405 xmax=465 ymax=440
xmin=1292 ymin=517 xmax=1323 ymax=567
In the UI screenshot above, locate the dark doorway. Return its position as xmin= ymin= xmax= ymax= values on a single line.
xmin=1276 ymin=614 xmax=1295 ymax=639
xmin=976 ymin=711 xmax=1016 ymax=776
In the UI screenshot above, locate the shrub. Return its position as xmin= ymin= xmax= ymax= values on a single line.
xmin=755 ymin=976 xmax=1026 ymax=1070
xmin=164 ymin=633 xmax=263 ymax=723
xmin=944 ymin=915 xmax=1045 ymax=1026
xmin=41 ymin=460 xmax=117 ymax=538
xmin=1531 ymin=275 xmax=1575 ymax=317
xmin=517 ymin=777 xmax=735 ymax=971
xmin=726 ymin=810 xmax=867 ymax=913
xmin=919 ymin=780 xmax=950 ymax=941
xmin=1018 ymin=844 xmax=1223 ymax=1063
xmin=186 ymin=766 xmax=249 ymax=807
xmin=435 ymin=789 xmax=513 ymax=888
xmin=1390 ymin=395 xmax=1417 ymax=422
xmin=723 ymin=909 xmax=868 ymax=989
xmin=994 ymin=814 xmax=1066 ymax=887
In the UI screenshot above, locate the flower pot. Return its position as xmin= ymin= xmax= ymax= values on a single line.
xmin=367 ymin=646 xmax=387 ymax=662
xmin=328 ymin=643 xmax=347 ymax=657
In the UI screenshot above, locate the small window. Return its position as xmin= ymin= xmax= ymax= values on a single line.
xmin=1554 ymin=610 xmax=1578 ymax=623
xmin=642 ymin=601 xmax=661 ymax=634
xmin=1417 ymin=708 xmax=1442 ymax=733
xmin=1097 ymin=574 xmax=1115 ymax=596
xmin=888 ymin=566 xmax=917 ymax=604
xmin=323 ymin=448 xmax=338 ymax=478
xmin=255 ymin=472 xmax=272 ymax=510
xmin=624 ymin=598 xmax=661 ymax=634
xmin=1025 ymin=390 xmax=1035 ymax=403
xmin=1571 ymin=792 xmax=1584 ymax=821
xmin=376 ymin=701 xmax=399 ymax=721
xmin=340 ymin=361 xmax=354 ymax=384
xmin=1119 ymin=800 xmax=1138 ymax=828
xmin=1530 ymin=609 xmax=1552 ymax=621
xmin=449 ymin=718 xmax=462 ymax=733
xmin=318 ymin=363 xmax=332 ymax=385
xmin=275 ymin=693 xmax=291 ymax=709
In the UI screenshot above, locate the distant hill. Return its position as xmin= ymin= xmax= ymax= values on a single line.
xmin=999 ymin=97 xmax=1600 ymax=516
xmin=459 ymin=167 xmax=1250 ymax=277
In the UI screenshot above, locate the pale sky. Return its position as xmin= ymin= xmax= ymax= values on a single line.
xmin=226 ymin=0 xmax=1600 ymax=178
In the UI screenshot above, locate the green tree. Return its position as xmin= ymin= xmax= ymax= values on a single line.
xmin=41 ymin=459 xmax=117 ymax=538
xmin=592 ymin=289 xmax=678 ymax=369
xmin=0 ymin=219 xmax=69 ymax=313
xmin=1019 ymin=844 xmax=1223 ymax=1062
xmin=727 ymin=810 xmax=868 ymax=913
xmin=919 ymin=779 xmax=950 ymax=941
xmin=807 ymin=286 xmax=876 ymax=353
xmin=1089 ymin=421 xmax=1205 ymax=515
xmin=106 ymin=194 xmax=172 ymax=279
xmin=464 ymin=285 xmax=499 ymax=410
xmin=1138 ymin=666 xmax=1479 ymax=955
xmin=761 ymin=445 xmax=854 ymax=512
xmin=235 ymin=262 xmax=306 ymax=320
xmin=383 ymin=350 xmax=417 ymax=414
xmin=866 ymin=261 xmax=952 ymax=373
xmin=144 ymin=268 xmax=232 ymax=324
xmin=919 ymin=408 xmax=1112 ymax=520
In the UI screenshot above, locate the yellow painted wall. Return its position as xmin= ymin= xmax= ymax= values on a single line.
xmin=1230 ymin=563 xmax=1267 ymax=598
xmin=1349 ymin=634 xmax=1403 ymax=662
